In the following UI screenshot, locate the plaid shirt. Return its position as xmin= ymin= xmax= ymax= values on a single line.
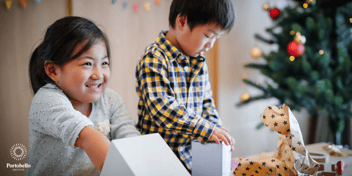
xmin=135 ymin=31 xmax=222 ymax=171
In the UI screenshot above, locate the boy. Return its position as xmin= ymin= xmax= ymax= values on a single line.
xmin=135 ymin=0 xmax=236 ymax=172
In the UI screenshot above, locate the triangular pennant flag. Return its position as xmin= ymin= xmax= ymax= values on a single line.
xmin=132 ymin=3 xmax=138 ymax=12
xmin=5 ymin=0 xmax=12 ymax=9
xmin=144 ymin=2 xmax=150 ymax=10
xmin=122 ymin=2 xmax=128 ymax=9
xmin=155 ymin=0 xmax=160 ymax=5
xmin=18 ymin=0 xmax=27 ymax=9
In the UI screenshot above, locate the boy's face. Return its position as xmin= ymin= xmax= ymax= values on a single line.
xmin=176 ymin=22 xmax=224 ymax=57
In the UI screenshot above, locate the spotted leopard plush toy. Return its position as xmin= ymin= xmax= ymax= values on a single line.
xmin=234 ymin=104 xmax=320 ymax=176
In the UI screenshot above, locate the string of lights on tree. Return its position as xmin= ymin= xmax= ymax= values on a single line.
xmin=2 ymin=0 xmax=171 ymax=11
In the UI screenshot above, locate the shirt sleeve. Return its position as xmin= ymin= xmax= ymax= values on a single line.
xmin=105 ymin=89 xmax=141 ymax=139
xmin=201 ymin=63 xmax=223 ymax=128
xmin=136 ymin=52 xmax=215 ymax=144
xmin=29 ymin=86 xmax=94 ymax=147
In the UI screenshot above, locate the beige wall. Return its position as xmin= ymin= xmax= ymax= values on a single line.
xmin=0 ymin=1 xmax=66 ymax=175
xmin=0 ymin=1 xmax=311 ymax=175
xmin=72 ymin=0 xmax=172 ymax=124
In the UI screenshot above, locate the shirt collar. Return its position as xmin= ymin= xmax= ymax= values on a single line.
xmin=156 ymin=31 xmax=206 ymax=62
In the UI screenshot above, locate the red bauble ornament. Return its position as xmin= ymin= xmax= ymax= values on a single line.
xmin=269 ymin=8 xmax=281 ymax=20
xmin=337 ymin=161 xmax=345 ymax=175
xmin=287 ymin=41 xmax=305 ymax=57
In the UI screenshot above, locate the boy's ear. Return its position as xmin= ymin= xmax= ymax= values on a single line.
xmin=44 ymin=60 xmax=60 ymax=83
xmin=175 ymin=14 xmax=188 ymax=32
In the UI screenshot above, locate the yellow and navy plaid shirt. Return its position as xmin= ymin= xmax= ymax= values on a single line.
xmin=135 ymin=31 xmax=222 ymax=171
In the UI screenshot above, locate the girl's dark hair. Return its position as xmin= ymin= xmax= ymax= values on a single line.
xmin=169 ymin=0 xmax=236 ymax=32
xmin=29 ymin=16 xmax=110 ymax=94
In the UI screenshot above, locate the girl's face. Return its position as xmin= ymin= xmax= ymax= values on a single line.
xmin=55 ymin=39 xmax=110 ymax=107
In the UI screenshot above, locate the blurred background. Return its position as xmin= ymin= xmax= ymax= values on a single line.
xmin=3 ymin=0 xmax=349 ymax=175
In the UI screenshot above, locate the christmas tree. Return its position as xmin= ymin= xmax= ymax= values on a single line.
xmin=238 ymin=0 xmax=352 ymax=145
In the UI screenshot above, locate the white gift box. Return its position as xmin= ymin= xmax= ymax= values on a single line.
xmin=101 ymin=133 xmax=190 ymax=176
xmin=192 ymin=141 xmax=232 ymax=176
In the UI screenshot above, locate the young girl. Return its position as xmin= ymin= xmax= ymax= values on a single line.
xmin=27 ymin=16 xmax=140 ymax=175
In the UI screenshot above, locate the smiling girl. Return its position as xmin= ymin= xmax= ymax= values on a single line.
xmin=27 ymin=16 xmax=140 ymax=175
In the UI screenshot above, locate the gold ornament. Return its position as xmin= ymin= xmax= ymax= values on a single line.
xmin=293 ymin=32 xmax=306 ymax=44
xmin=241 ymin=92 xmax=250 ymax=102
xmin=263 ymin=3 xmax=269 ymax=10
xmin=251 ymin=47 xmax=262 ymax=59
xmin=303 ymin=3 xmax=308 ymax=8
xmin=294 ymin=32 xmax=302 ymax=44
xmin=289 ymin=56 xmax=295 ymax=61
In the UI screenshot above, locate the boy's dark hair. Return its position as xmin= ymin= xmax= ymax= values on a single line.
xmin=29 ymin=16 xmax=111 ymax=94
xmin=169 ymin=0 xmax=236 ymax=32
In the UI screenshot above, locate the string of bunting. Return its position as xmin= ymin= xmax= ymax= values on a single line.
xmin=112 ymin=0 xmax=167 ymax=12
xmin=2 ymin=0 xmax=41 ymax=9
xmin=2 ymin=0 xmax=171 ymax=10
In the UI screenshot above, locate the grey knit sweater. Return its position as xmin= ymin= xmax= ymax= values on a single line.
xmin=27 ymin=83 xmax=140 ymax=176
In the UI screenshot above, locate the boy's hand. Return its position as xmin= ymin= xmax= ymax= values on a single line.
xmin=209 ymin=127 xmax=235 ymax=151
xmin=220 ymin=127 xmax=235 ymax=151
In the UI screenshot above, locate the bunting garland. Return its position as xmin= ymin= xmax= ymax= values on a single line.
xmin=2 ymin=0 xmax=171 ymax=11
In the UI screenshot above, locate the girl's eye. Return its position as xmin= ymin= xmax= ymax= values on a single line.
xmin=83 ymin=62 xmax=92 ymax=66
xmin=102 ymin=61 xmax=109 ymax=66
xmin=205 ymin=35 xmax=210 ymax=38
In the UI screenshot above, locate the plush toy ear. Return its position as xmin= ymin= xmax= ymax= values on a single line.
xmin=262 ymin=105 xmax=290 ymax=135
xmin=44 ymin=60 xmax=60 ymax=83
